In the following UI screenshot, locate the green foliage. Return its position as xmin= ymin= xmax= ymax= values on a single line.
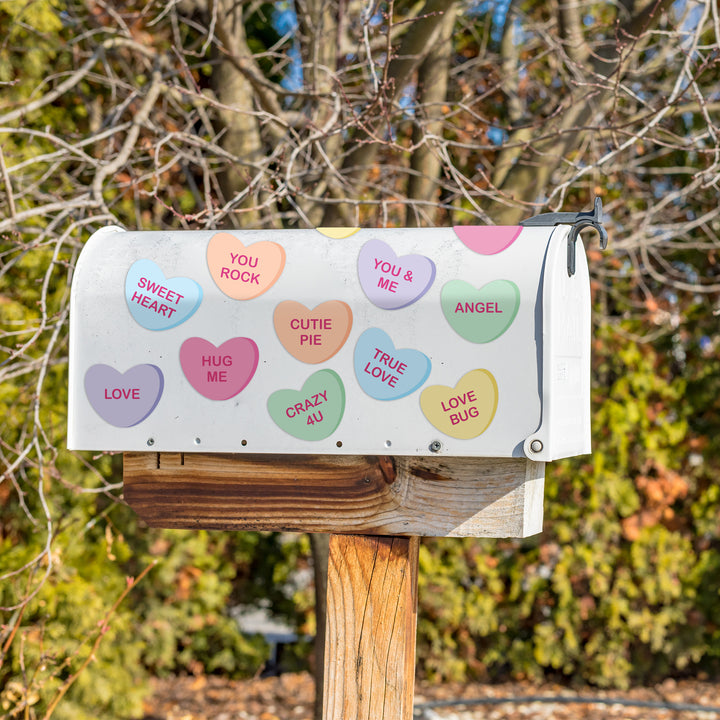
xmin=0 ymin=473 xmax=301 ymax=718
xmin=0 ymin=506 xmax=147 ymax=719
xmin=128 ymin=526 xmax=273 ymax=678
xmin=0 ymin=201 xmax=299 ymax=720
xmin=0 ymin=1 xmax=64 ymax=86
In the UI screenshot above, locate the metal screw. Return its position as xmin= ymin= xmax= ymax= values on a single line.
xmin=429 ymin=440 xmax=442 ymax=453
xmin=146 ymin=438 xmax=155 ymax=447
xmin=530 ymin=439 xmax=543 ymax=453
xmin=194 ymin=437 xmax=201 ymax=445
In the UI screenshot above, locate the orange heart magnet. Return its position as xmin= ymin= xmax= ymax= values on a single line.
xmin=273 ymin=300 xmax=353 ymax=364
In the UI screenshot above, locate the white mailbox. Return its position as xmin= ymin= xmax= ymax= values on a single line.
xmin=68 ymin=203 xmax=605 ymax=461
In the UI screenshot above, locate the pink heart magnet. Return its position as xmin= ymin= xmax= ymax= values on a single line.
xmin=84 ymin=363 xmax=164 ymax=427
xmin=453 ymin=226 xmax=522 ymax=255
xmin=357 ymin=239 xmax=436 ymax=310
xmin=180 ymin=337 xmax=259 ymax=401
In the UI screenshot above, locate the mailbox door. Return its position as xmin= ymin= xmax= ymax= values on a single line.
xmin=524 ymin=227 xmax=592 ymax=461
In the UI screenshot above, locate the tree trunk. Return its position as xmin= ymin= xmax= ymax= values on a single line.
xmin=321 ymin=0 xmax=460 ymax=227
xmin=211 ymin=0 xmax=265 ymax=227
xmin=295 ymin=0 xmax=344 ymax=227
xmin=486 ymin=0 xmax=675 ymax=224
xmin=406 ymin=5 xmax=457 ymax=227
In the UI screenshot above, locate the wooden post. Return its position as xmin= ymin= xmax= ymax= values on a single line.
xmin=123 ymin=452 xmax=544 ymax=719
xmin=323 ymin=534 xmax=419 ymax=720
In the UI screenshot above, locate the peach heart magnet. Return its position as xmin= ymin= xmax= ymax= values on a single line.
xmin=453 ymin=226 xmax=522 ymax=255
xmin=84 ymin=363 xmax=164 ymax=427
xmin=273 ymin=300 xmax=353 ymax=364
xmin=420 ymin=369 xmax=498 ymax=439
xmin=125 ymin=259 xmax=202 ymax=330
xmin=267 ymin=369 xmax=345 ymax=441
xmin=441 ymin=279 xmax=520 ymax=343
xmin=207 ymin=232 xmax=285 ymax=300
xmin=180 ymin=337 xmax=259 ymax=400
xmin=358 ymin=239 xmax=436 ymax=309
xmin=353 ymin=328 xmax=431 ymax=400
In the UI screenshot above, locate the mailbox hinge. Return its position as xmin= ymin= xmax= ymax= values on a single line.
xmin=520 ymin=197 xmax=608 ymax=276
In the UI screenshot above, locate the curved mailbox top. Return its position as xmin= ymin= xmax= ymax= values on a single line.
xmin=68 ymin=224 xmax=590 ymax=460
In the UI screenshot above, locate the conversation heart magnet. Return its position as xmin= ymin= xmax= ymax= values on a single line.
xmin=273 ymin=300 xmax=353 ymax=364
xmin=453 ymin=226 xmax=522 ymax=255
xmin=441 ymin=279 xmax=520 ymax=343
xmin=180 ymin=337 xmax=259 ymax=401
xmin=358 ymin=238 xmax=436 ymax=310
xmin=316 ymin=227 xmax=360 ymax=239
xmin=125 ymin=259 xmax=203 ymax=330
xmin=420 ymin=369 xmax=498 ymax=439
xmin=353 ymin=328 xmax=431 ymax=400
xmin=84 ymin=363 xmax=164 ymax=427
xmin=267 ymin=369 xmax=345 ymax=441
xmin=207 ymin=232 xmax=285 ymax=300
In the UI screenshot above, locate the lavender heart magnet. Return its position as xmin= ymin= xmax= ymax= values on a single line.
xmin=358 ymin=239 xmax=436 ymax=310
xmin=84 ymin=363 xmax=164 ymax=427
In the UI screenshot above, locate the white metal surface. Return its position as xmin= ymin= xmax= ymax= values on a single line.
xmin=67 ymin=225 xmax=591 ymax=459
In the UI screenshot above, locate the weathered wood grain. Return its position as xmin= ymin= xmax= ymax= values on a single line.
xmin=123 ymin=452 xmax=544 ymax=537
xmin=322 ymin=534 xmax=419 ymax=720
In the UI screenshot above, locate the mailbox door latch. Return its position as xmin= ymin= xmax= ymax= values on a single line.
xmin=520 ymin=197 xmax=608 ymax=276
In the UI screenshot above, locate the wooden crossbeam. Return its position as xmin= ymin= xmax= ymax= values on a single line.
xmin=123 ymin=452 xmax=544 ymax=538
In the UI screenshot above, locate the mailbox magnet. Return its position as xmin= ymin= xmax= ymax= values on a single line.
xmin=441 ymin=279 xmax=520 ymax=343
xmin=125 ymin=259 xmax=203 ymax=330
xmin=420 ymin=369 xmax=498 ymax=439
xmin=84 ymin=363 xmax=164 ymax=427
xmin=358 ymin=239 xmax=436 ymax=309
xmin=267 ymin=369 xmax=345 ymax=441
xmin=179 ymin=337 xmax=259 ymax=401
xmin=273 ymin=300 xmax=353 ymax=364
xmin=207 ymin=233 xmax=286 ymax=300
xmin=453 ymin=225 xmax=522 ymax=255
xmin=354 ymin=328 xmax=431 ymax=400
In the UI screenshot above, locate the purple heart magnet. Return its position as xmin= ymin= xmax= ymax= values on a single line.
xmin=358 ymin=239 xmax=436 ymax=310
xmin=84 ymin=363 xmax=164 ymax=427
